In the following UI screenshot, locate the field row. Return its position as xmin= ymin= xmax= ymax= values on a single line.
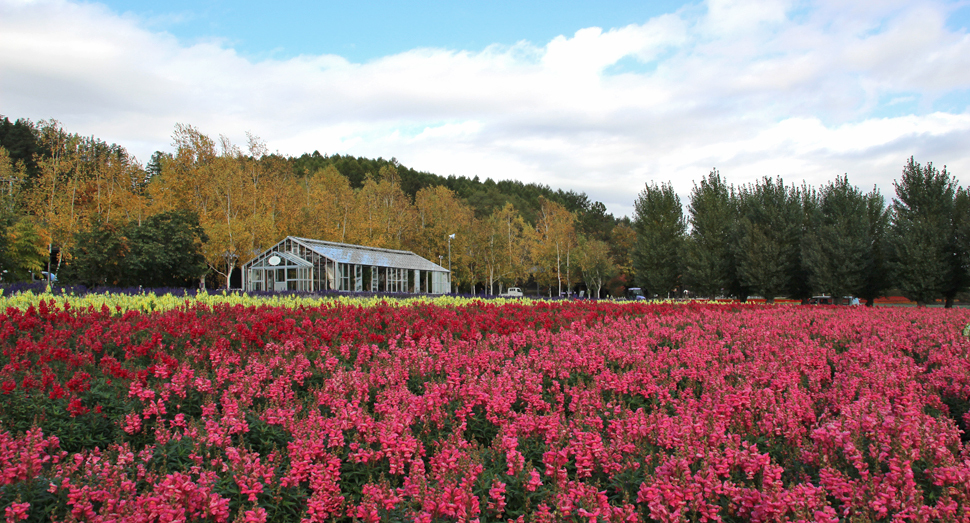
xmin=1 ymin=301 xmax=969 ymax=522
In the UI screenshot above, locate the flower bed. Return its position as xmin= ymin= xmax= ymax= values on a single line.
xmin=1 ymin=300 xmax=969 ymax=522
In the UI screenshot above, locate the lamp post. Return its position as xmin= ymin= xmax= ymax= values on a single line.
xmin=438 ymin=255 xmax=443 ymax=293
xmin=447 ymin=234 xmax=455 ymax=294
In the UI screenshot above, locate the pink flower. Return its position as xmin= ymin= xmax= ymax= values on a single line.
xmin=4 ymin=502 xmax=29 ymax=522
xmin=242 ymin=507 xmax=267 ymax=523
xmin=527 ymin=469 xmax=543 ymax=492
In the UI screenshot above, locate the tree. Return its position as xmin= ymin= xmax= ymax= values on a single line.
xmin=632 ymin=182 xmax=685 ymax=299
xmin=355 ymin=165 xmax=415 ymax=250
xmin=68 ymin=221 xmax=129 ymax=287
xmin=804 ymin=176 xmax=870 ymax=304
xmin=66 ymin=210 xmax=208 ymax=288
xmin=0 ymin=146 xmax=26 ymax=213
xmin=411 ymin=185 xmax=475 ymax=291
xmin=25 ymin=120 xmax=81 ymax=277
xmin=890 ymin=157 xmax=957 ymax=306
xmin=577 ymin=236 xmax=617 ymax=299
xmin=734 ymin=177 xmax=801 ymax=304
xmin=125 ymin=210 xmax=209 ymax=288
xmin=945 ymin=187 xmax=970 ymax=307
xmin=685 ymin=170 xmax=735 ymax=298
xmin=859 ymin=189 xmax=891 ymax=307
xmin=0 ymin=116 xmax=39 ymax=179
xmin=790 ymin=184 xmax=820 ymax=303
xmin=478 ymin=203 xmax=534 ymax=294
xmin=607 ymin=221 xmax=636 ymax=296
xmin=534 ymin=197 xmax=577 ymax=296
xmin=0 ymin=218 xmax=49 ymax=282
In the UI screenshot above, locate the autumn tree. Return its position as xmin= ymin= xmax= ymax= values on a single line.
xmin=0 ymin=146 xmax=26 ymax=213
xmin=534 ymin=197 xmax=577 ymax=296
xmin=577 ymin=236 xmax=616 ymax=299
xmin=356 ymin=165 xmax=415 ymax=249
xmin=286 ymin=165 xmax=356 ymax=242
xmin=476 ymin=203 xmax=535 ymax=294
xmin=25 ymin=120 xmax=81 ymax=276
xmin=411 ymin=185 xmax=475 ymax=290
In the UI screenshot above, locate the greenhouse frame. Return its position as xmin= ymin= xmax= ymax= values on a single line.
xmin=242 ymin=236 xmax=451 ymax=294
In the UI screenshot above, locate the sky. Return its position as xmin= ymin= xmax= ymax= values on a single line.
xmin=1 ymin=0 xmax=969 ymax=218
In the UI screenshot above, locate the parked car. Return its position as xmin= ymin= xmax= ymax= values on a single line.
xmin=32 ymin=271 xmax=58 ymax=283
xmin=808 ymin=295 xmax=858 ymax=305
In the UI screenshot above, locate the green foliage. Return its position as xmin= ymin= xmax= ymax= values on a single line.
xmin=65 ymin=210 xmax=208 ymax=288
xmin=0 ymin=116 xmax=39 ymax=180
xmin=67 ymin=221 xmax=129 ymax=287
xmin=685 ymin=169 xmax=736 ymax=298
xmin=734 ymin=177 xmax=802 ymax=303
xmin=860 ymin=190 xmax=892 ymax=306
xmin=1 ymin=218 xmax=49 ymax=282
xmin=124 ymin=210 xmax=209 ymax=287
xmin=633 ymin=181 xmax=686 ymax=298
xmin=0 ymin=386 xmax=129 ymax=454
xmin=890 ymin=157 xmax=957 ymax=305
xmin=804 ymin=176 xmax=871 ymax=303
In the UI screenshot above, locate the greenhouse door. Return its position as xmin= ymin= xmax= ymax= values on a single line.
xmin=266 ymin=268 xmax=287 ymax=291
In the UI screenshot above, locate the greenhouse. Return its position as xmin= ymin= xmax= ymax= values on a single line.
xmin=242 ymin=236 xmax=451 ymax=293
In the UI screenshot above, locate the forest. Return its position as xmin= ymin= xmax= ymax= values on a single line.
xmin=0 ymin=117 xmax=629 ymax=296
xmin=633 ymin=161 xmax=968 ymax=307
xmin=1 ymin=115 xmax=965 ymax=305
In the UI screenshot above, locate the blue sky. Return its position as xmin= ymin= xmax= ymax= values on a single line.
xmin=2 ymin=0 xmax=970 ymax=217
xmin=100 ymin=0 xmax=690 ymax=62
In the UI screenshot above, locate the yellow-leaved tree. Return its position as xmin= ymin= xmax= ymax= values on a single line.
xmin=479 ymin=203 xmax=535 ymax=294
xmin=411 ymin=185 xmax=475 ymax=291
xmin=354 ymin=165 xmax=414 ymax=249
xmin=534 ymin=197 xmax=577 ymax=296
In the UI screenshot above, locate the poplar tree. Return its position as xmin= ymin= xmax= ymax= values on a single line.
xmin=890 ymin=157 xmax=956 ymax=306
xmin=734 ymin=177 xmax=801 ymax=304
xmin=804 ymin=176 xmax=870 ymax=304
xmin=633 ymin=181 xmax=685 ymax=299
xmin=685 ymin=169 xmax=735 ymax=298
xmin=859 ymin=189 xmax=891 ymax=307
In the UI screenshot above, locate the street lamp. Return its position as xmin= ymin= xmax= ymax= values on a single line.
xmin=447 ymin=234 xmax=455 ymax=294
xmin=438 ymin=255 xmax=444 ymax=293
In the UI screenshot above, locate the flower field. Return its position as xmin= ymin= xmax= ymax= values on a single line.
xmin=1 ymin=298 xmax=970 ymax=522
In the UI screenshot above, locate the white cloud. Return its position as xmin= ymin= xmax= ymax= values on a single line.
xmin=1 ymin=0 xmax=969 ymax=217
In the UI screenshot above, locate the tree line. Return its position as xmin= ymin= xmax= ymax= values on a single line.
xmin=634 ymin=159 xmax=966 ymax=306
xmin=0 ymin=117 xmax=632 ymax=295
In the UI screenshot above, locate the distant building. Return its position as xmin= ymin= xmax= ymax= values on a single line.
xmin=242 ymin=236 xmax=450 ymax=293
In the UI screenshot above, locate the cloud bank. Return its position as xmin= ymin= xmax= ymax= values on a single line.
xmin=2 ymin=0 xmax=969 ymax=216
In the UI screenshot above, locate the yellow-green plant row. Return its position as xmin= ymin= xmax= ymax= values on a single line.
xmin=0 ymin=288 xmax=546 ymax=313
